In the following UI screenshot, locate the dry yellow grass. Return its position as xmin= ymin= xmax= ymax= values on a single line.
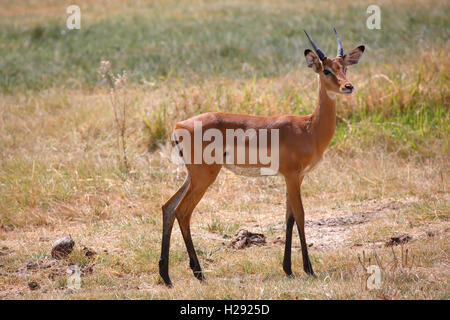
xmin=0 ymin=72 xmax=448 ymax=298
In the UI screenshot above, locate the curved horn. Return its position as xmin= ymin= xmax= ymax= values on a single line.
xmin=334 ymin=27 xmax=344 ymax=57
xmin=303 ymin=30 xmax=327 ymax=61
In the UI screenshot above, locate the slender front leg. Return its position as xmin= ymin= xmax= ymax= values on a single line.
xmin=296 ymin=192 xmax=314 ymax=276
xmin=284 ymin=174 xmax=315 ymax=276
xmin=283 ymin=192 xmax=295 ymax=277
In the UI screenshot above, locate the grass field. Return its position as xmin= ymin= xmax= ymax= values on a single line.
xmin=0 ymin=0 xmax=449 ymax=299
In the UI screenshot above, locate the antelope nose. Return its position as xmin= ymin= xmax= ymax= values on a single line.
xmin=345 ymin=84 xmax=354 ymax=91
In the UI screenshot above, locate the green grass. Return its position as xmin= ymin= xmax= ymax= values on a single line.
xmin=0 ymin=0 xmax=448 ymax=93
xmin=1 ymin=1 xmax=447 ymax=160
xmin=206 ymin=216 xmax=240 ymax=235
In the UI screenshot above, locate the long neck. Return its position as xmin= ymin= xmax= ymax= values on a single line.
xmin=310 ymin=79 xmax=337 ymax=154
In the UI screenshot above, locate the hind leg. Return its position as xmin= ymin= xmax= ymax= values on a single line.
xmin=175 ymin=164 xmax=221 ymax=282
xmin=159 ymin=174 xmax=190 ymax=287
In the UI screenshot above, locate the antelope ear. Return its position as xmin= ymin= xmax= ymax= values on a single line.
xmin=304 ymin=49 xmax=322 ymax=73
xmin=343 ymin=45 xmax=365 ymax=66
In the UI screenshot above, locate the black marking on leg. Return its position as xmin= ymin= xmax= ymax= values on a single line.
xmin=283 ymin=208 xmax=295 ymax=277
xmin=302 ymin=252 xmax=315 ymax=277
xmin=159 ymin=258 xmax=172 ymax=287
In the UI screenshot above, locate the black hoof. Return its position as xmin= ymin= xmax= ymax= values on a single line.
xmin=159 ymin=260 xmax=172 ymax=287
xmin=193 ymin=270 xmax=205 ymax=281
xmin=158 ymin=272 xmax=173 ymax=287
xmin=303 ymin=260 xmax=315 ymax=277
xmin=164 ymin=280 xmax=173 ymax=288
xmin=304 ymin=267 xmax=316 ymax=278
xmin=159 ymin=273 xmax=173 ymax=287
xmin=283 ymin=266 xmax=293 ymax=278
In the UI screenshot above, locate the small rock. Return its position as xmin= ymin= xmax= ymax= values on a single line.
xmin=385 ymin=234 xmax=412 ymax=247
xmin=28 ymin=281 xmax=40 ymax=291
xmin=231 ymin=229 xmax=266 ymax=249
xmin=51 ymin=236 xmax=75 ymax=259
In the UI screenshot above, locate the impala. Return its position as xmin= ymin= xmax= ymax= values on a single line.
xmin=159 ymin=28 xmax=365 ymax=286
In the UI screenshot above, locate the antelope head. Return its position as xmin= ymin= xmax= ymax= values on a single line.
xmin=304 ymin=28 xmax=365 ymax=95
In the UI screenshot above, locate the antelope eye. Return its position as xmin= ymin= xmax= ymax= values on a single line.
xmin=323 ymin=69 xmax=331 ymax=75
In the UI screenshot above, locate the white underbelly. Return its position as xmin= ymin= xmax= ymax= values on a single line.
xmin=223 ymin=164 xmax=265 ymax=177
xmin=223 ymin=158 xmax=323 ymax=177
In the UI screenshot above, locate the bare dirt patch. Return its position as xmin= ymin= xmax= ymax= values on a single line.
xmin=256 ymin=198 xmax=417 ymax=250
